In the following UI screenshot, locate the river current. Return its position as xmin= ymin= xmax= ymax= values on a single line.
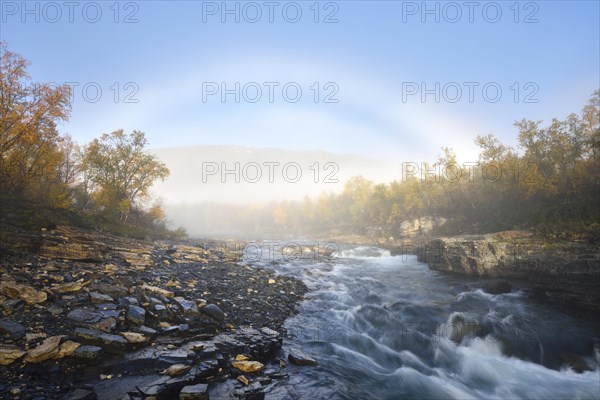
xmin=242 ymin=243 xmax=600 ymax=400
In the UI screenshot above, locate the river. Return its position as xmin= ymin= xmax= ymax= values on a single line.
xmin=242 ymin=243 xmax=600 ymax=400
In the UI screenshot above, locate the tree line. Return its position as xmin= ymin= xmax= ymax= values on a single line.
xmin=0 ymin=42 xmax=175 ymax=237
xmin=3 ymin=42 xmax=598 ymax=240
xmin=183 ymin=90 xmax=599 ymax=240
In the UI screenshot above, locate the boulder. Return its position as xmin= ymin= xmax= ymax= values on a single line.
xmin=200 ymin=304 xmax=225 ymax=322
xmin=288 ymin=348 xmax=318 ymax=366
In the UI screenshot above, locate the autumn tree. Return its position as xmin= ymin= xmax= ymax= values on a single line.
xmin=83 ymin=130 xmax=169 ymax=222
xmin=0 ymin=41 xmax=71 ymax=203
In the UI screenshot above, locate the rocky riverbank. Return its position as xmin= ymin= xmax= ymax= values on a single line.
xmin=0 ymin=225 xmax=313 ymax=399
xmin=416 ymin=231 xmax=600 ymax=311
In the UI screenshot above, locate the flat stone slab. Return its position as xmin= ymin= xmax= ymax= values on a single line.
xmin=74 ymin=328 xmax=127 ymax=354
xmin=180 ymin=383 xmax=209 ymax=400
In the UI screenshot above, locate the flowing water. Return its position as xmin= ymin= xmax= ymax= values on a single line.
xmin=243 ymin=243 xmax=600 ymax=400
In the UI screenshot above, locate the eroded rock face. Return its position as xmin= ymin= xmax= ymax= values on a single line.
xmin=417 ymin=232 xmax=600 ymax=310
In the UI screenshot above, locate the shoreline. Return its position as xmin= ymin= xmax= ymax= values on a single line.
xmin=2 ymin=226 xmax=598 ymax=398
xmin=0 ymin=225 xmax=310 ymax=399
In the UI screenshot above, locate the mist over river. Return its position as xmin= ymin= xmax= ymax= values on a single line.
xmin=240 ymin=244 xmax=600 ymax=400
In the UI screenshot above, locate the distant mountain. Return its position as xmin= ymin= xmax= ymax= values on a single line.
xmin=149 ymin=145 xmax=400 ymax=205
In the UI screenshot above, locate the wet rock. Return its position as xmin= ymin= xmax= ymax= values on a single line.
xmin=194 ymin=342 xmax=218 ymax=360
xmin=64 ymin=388 xmax=98 ymax=400
xmin=0 ymin=344 xmax=26 ymax=365
xmin=260 ymin=327 xmax=279 ymax=337
xmin=24 ymin=335 xmax=62 ymax=363
xmin=446 ymin=314 xmax=481 ymax=343
xmin=236 ymin=381 xmax=264 ymax=399
xmin=162 ymin=363 xmax=191 ymax=376
xmin=0 ymin=319 xmax=27 ymax=339
xmin=179 ymin=383 xmax=209 ymax=399
xmin=231 ymin=360 xmax=265 ymax=373
xmin=561 ymin=353 xmax=593 ymax=373
xmin=127 ymin=305 xmax=146 ymax=325
xmin=417 ymin=235 xmax=600 ymax=311
xmin=484 ymin=281 xmax=512 ymax=295
xmin=200 ymin=304 xmax=225 ymax=322
xmin=89 ymin=292 xmax=114 ymax=304
xmin=287 ymin=348 xmax=318 ymax=366
xmin=74 ymin=328 xmax=127 ymax=354
xmin=173 ymin=297 xmax=199 ymax=315
xmin=68 ymin=309 xmax=103 ymax=325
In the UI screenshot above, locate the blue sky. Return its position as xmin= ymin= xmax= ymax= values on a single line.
xmin=2 ymin=0 xmax=599 ymax=165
